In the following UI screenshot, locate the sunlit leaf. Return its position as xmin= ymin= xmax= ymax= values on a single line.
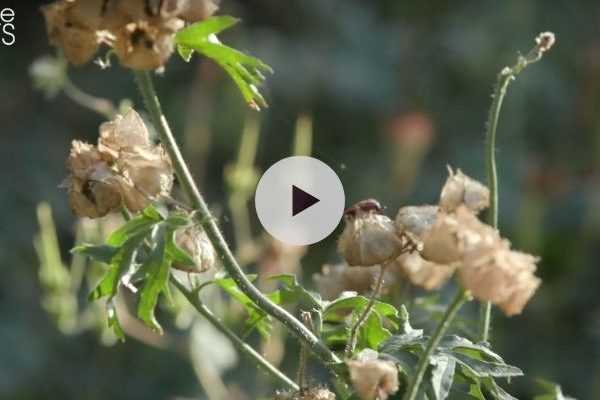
xmin=175 ymin=16 xmax=273 ymax=110
xmin=429 ymin=355 xmax=456 ymax=400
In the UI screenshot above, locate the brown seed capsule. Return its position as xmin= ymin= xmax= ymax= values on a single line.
xmin=347 ymin=350 xmax=399 ymax=400
xmin=173 ymin=226 xmax=216 ymax=272
xmin=338 ymin=200 xmax=404 ymax=266
xmin=313 ymin=263 xmax=382 ymax=300
xmin=395 ymin=204 xmax=439 ymax=242
xmin=439 ymin=167 xmax=490 ymax=214
xmin=391 ymin=252 xmax=455 ymax=291
xmin=41 ymin=2 xmax=99 ymax=65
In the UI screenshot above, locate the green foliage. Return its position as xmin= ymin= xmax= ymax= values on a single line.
xmin=175 ymin=16 xmax=273 ymax=110
xmin=380 ymin=311 xmax=523 ymax=400
xmin=534 ymin=379 xmax=577 ymax=400
xmin=73 ymin=205 xmax=197 ymax=337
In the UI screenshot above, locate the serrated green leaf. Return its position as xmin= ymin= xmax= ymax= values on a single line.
xmin=175 ymin=16 xmax=272 ymax=110
xmin=72 ymin=244 xmax=119 ymax=264
xmin=165 ymin=214 xmax=191 ymax=228
xmin=88 ymin=235 xmax=143 ymax=301
xmin=175 ymin=16 xmax=240 ymax=45
xmin=429 ymin=355 xmax=456 ymax=400
xmin=357 ymin=310 xmax=392 ymax=350
xmin=107 ymin=298 xmax=125 ymax=341
xmin=449 ymin=353 xmax=523 ymax=378
xmin=323 ymin=295 xmax=400 ymax=327
xmin=481 ymin=378 xmax=518 ymax=400
xmin=106 ymin=214 xmax=156 ymax=246
xmin=177 ymin=44 xmax=194 ymax=62
xmin=137 ymin=227 xmax=170 ymax=333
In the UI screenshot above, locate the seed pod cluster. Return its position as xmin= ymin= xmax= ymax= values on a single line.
xmin=65 ymin=109 xmax=174 ymax=218
xmin=330 ymin=167 xmax=541 ymax=316
xmin=346 ymin=350 xmax=399 ymax=400
xmin=42 ymin=0 xmax=218 ymax=69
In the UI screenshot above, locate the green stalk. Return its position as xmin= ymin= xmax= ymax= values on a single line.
xmin=403 ymin=290 xmax=470 ymax=400
xmin=133 ymin=71 xmax=340 ymax=366
xmin=171 ymin=277 xmax=299 ymax=391
xmin=479 ymin=33 xmax=555 ymax=342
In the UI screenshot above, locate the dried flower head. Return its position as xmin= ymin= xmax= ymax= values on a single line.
xmin=536 ymin=31 xmax=556 ymax=53
xmin=391 ymin=252 xmax=455 ymax=291
xmin=338 ymin=199 xmax=405 ymax=266
xmin=313 ymin=263 xmax=381 ymax=300
xmin=395 ymin=205 xmax=439 ymax=245
xmin=439 ymin=167 xmax=490 ymax=214
xmin=41 ymin=1 xmax=100 ymax=65
xmin=64 ymin=109 xmax=174 ymax=218
xmin=347 ymin=350 xmax=399 ymax=400
xmin=42 ymin=0 xmax=219 ymax=69
xmin=459 ymin=248 xmax=540 ymax=316
xmin=174 ymin=226 xmax=217 ymax=272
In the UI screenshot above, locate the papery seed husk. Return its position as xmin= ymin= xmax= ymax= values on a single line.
xmin=313 ymin=263 xmax=380 ymax=300
xmin=395 ymin=205 xmax=439 ymax=238
xmin=174 ymin=226 xmax=216 ymax=272
xmin=347 ymin=355 xmax=399 ymax=400
xmin=392 ymin=252 xmax=455 ymax=290
xmin=440 ymin=167 xmax=490 ymax=214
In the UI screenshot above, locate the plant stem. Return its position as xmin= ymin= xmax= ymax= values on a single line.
xmin=63 ymin=77 xmax=117 ymax=119
xmin=479 ymin=33 xmax=555 ymax=343
xmin=345 ymin=263 xmax=387 ymax=358
xmin=133 ymin=70 xmax=340 ymax=366
xmin=403 ymin=289 xmax=470 ymax=400
xmin=172 ymin=276 xmax=299 ymax=391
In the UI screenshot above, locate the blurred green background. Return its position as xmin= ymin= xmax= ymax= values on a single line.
xmin=2 ymin=1 xmax=600 ymax=399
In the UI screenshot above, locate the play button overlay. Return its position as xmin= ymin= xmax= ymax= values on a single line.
xmin=292 ymin=185 xmax=320 ymax=216
xmin=255 ymin=156 xmax=345 ymax=246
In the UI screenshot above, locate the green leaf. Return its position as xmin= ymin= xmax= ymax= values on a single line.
xmin=357 ymin=310 xmax=392 ymax=350
xmin=429 ymin=355 xmax=456 ymax=400
xmin=88 ymin=235 xmax=143 ymax=301
xmin=177 ymin=44 xmax=194 ymax=62
xmin=175 ymin=16 xmax=240 ymax=45
xmin=533 ymin=379 xmax=577 ymax=400
xmin=107 ymin=298 xmax=125 ymax=341
xmin=106 ymin=213 xmax=156 ymax=246
xmin=137 ymin=227 xmax=171 ymax=333
xmin=165 ymin=230 xmax=196 ymax=266
xmin=175 ymin=16 xmax=272 ymax=110
xmin=72 ymin=244 xmax=119 ymax=264
xmin=449 ymin=353 xmax=523 ymax=378
xmin=268 ymin=274 xmax=323 ymax=310
xmin=323 ymin=295 xmax=400 ymax=327
xmin=481 ymin=378 xmax=518 ymax=400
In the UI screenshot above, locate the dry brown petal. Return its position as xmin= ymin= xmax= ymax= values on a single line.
xmin=395 ymin=205 xmax=439 ymax=238
xmin=67 ymin=140 xmax=104 ymax=179
xmin=98 ymin=109 xmax=151 ymax=159
xmin=68 ymin=173 xmax=123 ymax=218
xmin=313 ymin=263 xmax=379 ymax=300
xmin=347 ymin=352 xmax=399 ymax=400
xmin=117 ymin=147 xmax=174 ymax=197
xmin=440 ymin=167 xmax=490 ymax=214
xmin=338 ymin=212 xmax=404 ymax=267
xmin=459 ymin=249 xmax=540 ymax=316
xmin=420 ymin=212 xmax=462 ymax=264
xmin=174 ymin=226 xmax=216 ymax=272
xmin=66 ymin=0 xmax=106 ymax=30
xmin=42 ymin=2 xmax=99 ymax=65
xmin=112 ymin=21 xmax=180 ymax=70
xmin=391 ymin=252 xmax=455 ymax=290
xmin=180 ymin=0 xmax=219 ymax=22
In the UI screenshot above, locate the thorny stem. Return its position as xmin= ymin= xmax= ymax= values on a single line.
xmin=171 ymin=277 xmax=299 ymax=391
xmin=479 ymin=32 xmax=555 ymax=343
xmin=345 ymin=263 xmax=388 ymax=358
xmin=133 ymin=71 xmax=341 ymax=367
xmin=403 ymin=289 xmax=471 ymax=400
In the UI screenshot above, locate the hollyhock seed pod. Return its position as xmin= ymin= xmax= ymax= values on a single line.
xmin=395 ymin=204 xmax=439 ymax=242
xmin=439 ymin=167 xmax=490 ymax=214
xmin=173 ymin=226 xmax=217 ymax=272
xmin=347 ymin=350 xmax=399 ymax=400
xmin=313 ymin=263 xmax=382 ymax=300
xmin=391 ymin=252 xmax=455 ymax=291
xmin=338 ymin=199 xmax=405 ymax=266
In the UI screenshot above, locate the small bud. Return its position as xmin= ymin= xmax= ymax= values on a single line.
xmin=347 ymin=350 xmax=399 ymax=400
xmin=439 ymin=167 xmax=489 ymax=214
xmin=338 ymin=200 xmax=404 ymax=266
xmin=535 ymin=32 xmax=556 ymax=53
xmin=174 ymin=226 xmax=217 ymax=272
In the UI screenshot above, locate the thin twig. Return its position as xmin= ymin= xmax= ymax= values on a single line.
xmin=133 ymin=71 xmax=340 ymax=368
xmin=479 ymin=32 xmax=556 ymax=342
xmin=172 ymin=276 xmax=299 ymax=391
xmin=345 ymin=263 xmax=387 ymax=358
xmin=403 ymin=290 xmax=470 ymax=400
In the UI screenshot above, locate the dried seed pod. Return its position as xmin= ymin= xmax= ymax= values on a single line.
xmin=459 ymin=248 xmax=540 ymax=316
xmin=66 ymin=0 xmax=106 ymax=30
xmin=174 ymin=226 xmax=217 ymax=272
xmin=347 ymin=350 xmax=399 ymax=400
xmin=98 ymin=109 xmax=152 ymax=160
xmin=117 ymin=147 xmax=174 ymax=198
xmin=395 ymin=204 xmax=439 ymax=239
xmin=180 ymin=0 xmax=220 ymax=22
xmin=439 ymin=167 xmax=490 ymax=214
xmin=112 ymin=20 xmax=181 ymax=70
xmin=274 ymin=387 xmax=336 ymax=400
xmin=391 ymin=252 xmax=455 ymax=291
xmin=338 ymin=199 xmax=404 ymax=266
xmin=313 ymin=263 xmax=381 ymax=300
xmin=42 ymin=1 xmax=99 ymax=65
